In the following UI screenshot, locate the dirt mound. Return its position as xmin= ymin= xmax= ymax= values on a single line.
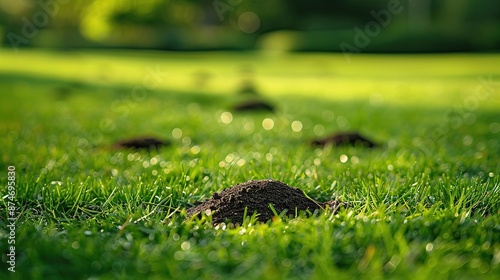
xmin=311 ymin=132 xmax=378 ymax=148
xmin=187 ymin=179 xmax=343 ymax=224
xmin=113 ymin=136 xmax=170 ymax=150
xmin=232 ymin=100 xmax=275 ymax=112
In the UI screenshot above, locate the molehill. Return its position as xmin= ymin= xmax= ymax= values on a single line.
xmin=310 ymin=131 xmax=378 ymax=148
xmin=186 ymin=179 xmax=343 ymax=224
xmin=112 ymin=136 xmax=170 ymax=150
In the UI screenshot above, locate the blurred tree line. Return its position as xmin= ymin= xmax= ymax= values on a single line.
xmin=0 ymin=0 xmax=498 ymax=52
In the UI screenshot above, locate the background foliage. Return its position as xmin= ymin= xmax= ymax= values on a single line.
xmin=1 ymin=0 xmax=499 ymax=51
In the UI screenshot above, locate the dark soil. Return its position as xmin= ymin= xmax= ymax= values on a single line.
xmin=311 ymin=132 xmax=378 ymax=148
xmin=186 ymin=179 xmax=343 ymax=224
xmin=232 ymin=100 xmax=275 ymax=112
xmin=113 ymin=136 xmax=170 ymax=150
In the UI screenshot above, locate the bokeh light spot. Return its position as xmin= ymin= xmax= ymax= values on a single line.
xmin=238 ymin=12 xmax=260 ymax=34
xmin=313 ymin=124 xmax=325 ymax=136
xmin=262 ymin=118 xmax=274 ymax=130
xmin=172 ymin=128 xmax=182 ymax=139
xmin=220 ymin=111 xmax=233 ymax=125
xmin=191 ymin=145 xmax=201 ymax=155
xmin=340 ymin=154 xmax=348 ymax=163
xmin=291 ymin=121 xmax=303 ymax=132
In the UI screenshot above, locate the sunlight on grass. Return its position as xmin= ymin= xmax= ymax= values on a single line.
xmin=1 ymin=50 xmax=498 ymax=109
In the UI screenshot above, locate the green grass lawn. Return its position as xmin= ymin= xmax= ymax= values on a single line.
xmin=1 ymin=49 xmax=499 ymax=279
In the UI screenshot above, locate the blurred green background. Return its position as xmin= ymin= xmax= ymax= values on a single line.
xmin=1 ymin=0 xmax=499 ymax=52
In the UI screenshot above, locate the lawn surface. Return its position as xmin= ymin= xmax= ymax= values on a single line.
xmin=1 ymin=49 xmax=500 ymax=279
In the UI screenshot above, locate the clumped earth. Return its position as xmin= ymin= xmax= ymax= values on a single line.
xmin=232 ymin=100 xmax=275 ymax=112
xmin=311 ymin=131 xmax=378 ymax=148
xmin=187 ymin=179 xmax=343 ymax=224
xmin=113 ymin=136 xmax=170 ymax=150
